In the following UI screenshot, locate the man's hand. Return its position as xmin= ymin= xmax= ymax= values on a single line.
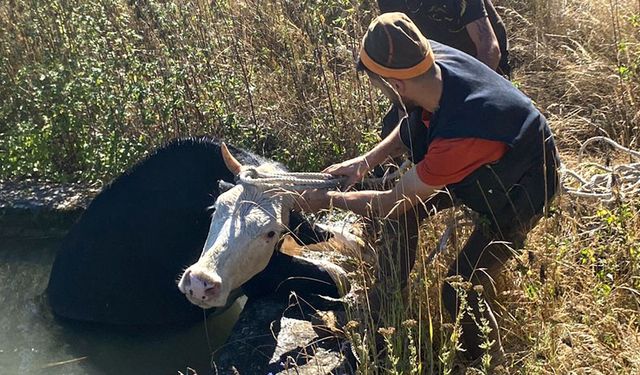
xmin=323 ymin=155 xmax=371 ymax=188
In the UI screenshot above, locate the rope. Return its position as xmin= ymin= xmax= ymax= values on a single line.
xmin=237 ymin=160 xmax=412 ymax=191
xmin=560 ymin=136 xmax=640 ymax=202
xmin=238 ymin=169 xmax=346 ymax=191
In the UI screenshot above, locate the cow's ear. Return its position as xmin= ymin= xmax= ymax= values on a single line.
xmin=218 ymin=180 xmax=235 ymax=193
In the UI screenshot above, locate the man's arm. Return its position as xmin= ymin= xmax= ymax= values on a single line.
xmin=364 ymin=121 xmax=407 ymax=167
xmin=314 ymin=167 xmax=443 ymax=218
xmin=466 ymin=16 xmax=501 ymax=70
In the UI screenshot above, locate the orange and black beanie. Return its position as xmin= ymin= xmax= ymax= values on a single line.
xmin=359 ymin=12 xmax=434 ymax=79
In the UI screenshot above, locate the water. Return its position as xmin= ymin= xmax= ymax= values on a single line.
xmin=0 ymin=237 xmax=243 ymax=375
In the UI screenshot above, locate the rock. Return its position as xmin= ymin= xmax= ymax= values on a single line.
xmin=213 ymin=297 xmax=355 ymax=375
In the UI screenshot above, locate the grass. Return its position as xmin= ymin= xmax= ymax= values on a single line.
xmin=0 ymin=0 xmax=382 ymax=181
xmin=1 ymin=0 xmax=640 ymax=373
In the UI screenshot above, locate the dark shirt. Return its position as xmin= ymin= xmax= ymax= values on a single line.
xmin=378 ymin=0 xmax=510 ymax=76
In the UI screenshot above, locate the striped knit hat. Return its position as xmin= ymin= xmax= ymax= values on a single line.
xmin=359 ymin=12 xmax=434 ymax=79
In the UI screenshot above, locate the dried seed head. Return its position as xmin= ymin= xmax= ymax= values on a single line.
xmin=402 ymin=319 xmax=418 ymax=329
xmin=378 ymin=326 xmax=396 ymax=337
xmin=345 ymin=320 xmax=360 ymax=331
xmin=445 ymin=275 xmax=464 ymax=283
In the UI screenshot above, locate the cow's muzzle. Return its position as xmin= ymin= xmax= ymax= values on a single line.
xmin=178 ymin=267 xmax=225 ymax=307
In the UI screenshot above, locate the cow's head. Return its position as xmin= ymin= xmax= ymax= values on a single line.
xmin=177 ymin=144 xmax=292 ymax=308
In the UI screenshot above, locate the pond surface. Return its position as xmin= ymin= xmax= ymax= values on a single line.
xmin=0 ymin=237 xmax=243 ymax=375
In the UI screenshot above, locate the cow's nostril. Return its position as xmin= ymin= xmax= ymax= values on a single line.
xmin=203 ymin=282 xmax=221 ymax=298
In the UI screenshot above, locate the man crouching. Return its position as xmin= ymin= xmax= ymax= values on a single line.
xmin=295 ymin=12 xmax=560 ymax=366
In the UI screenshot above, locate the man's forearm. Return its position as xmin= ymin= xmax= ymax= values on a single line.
xmin=467 ymin=17 xmax=501 ymax=70
xmin=326 ymin=190 xmax=390 ymax=217
xmin=476 ymin=42 xmax=500 ymax=70
xmin=363 ymin=124 xmax=407 ymax=168
xmin=325 ymin=167 xmax=441 ymax=217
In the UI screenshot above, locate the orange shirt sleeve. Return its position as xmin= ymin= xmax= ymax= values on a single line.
xmin=416 ymin=138 xmax=509 ymax=186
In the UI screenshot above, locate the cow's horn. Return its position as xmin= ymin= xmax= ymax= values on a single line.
xmin=221 ymin=143 xmax=242 ymax=175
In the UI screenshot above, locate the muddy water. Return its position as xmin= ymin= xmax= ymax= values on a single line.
xmin=0 ymin=237 xmax=242 ymax=375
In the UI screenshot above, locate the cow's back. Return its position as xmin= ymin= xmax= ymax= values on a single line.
xmin=47 ymin=137 xmax=255 ymax=325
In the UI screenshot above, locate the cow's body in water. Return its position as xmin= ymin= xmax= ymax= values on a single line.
xmin=47 ymin=138 xmax=341 ymax=325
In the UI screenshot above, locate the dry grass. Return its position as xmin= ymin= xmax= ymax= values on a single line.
xmin=495 ymin=4 xmax=640 ymax=371
xmin=504 ymin=0 xmax=639 ymax=149
xmin=492 ymin=199 xmax=640 ymax=374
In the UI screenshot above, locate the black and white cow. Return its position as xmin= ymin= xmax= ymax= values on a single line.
xmin=47 ymin=138 xmax=353 ymax=325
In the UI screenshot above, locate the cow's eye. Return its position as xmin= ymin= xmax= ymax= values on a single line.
xmin=267 ymin=231 xmax=276 ymax=239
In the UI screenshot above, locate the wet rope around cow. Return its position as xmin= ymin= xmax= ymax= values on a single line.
xmin=238 ymin=169 xmax=347 ymax=190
